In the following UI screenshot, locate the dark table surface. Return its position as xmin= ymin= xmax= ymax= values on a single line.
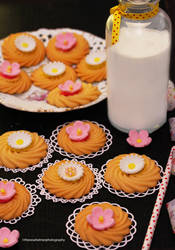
xmin=0 ymin=0 xmax=175 ymax=250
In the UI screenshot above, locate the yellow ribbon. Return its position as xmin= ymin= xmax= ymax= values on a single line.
xmin=110 ymin=2 xmax=159 ymax=45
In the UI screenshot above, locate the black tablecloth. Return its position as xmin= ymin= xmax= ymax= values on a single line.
xmin=0 ymin=1 xmax=175 ymax=250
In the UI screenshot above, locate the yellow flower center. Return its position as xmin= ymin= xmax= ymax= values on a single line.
xmin=77 ymin=129 xmax=82 ymax=136
xmin=16 ymin=139 xmax=24 ymax=145
xmin=94 ymin=57 xmax=100 ymax=63
xmin=51 ymin=68 xmax=58 ymax=73
xmin=69 ymin=85 xmax=73 ymax=91
xmin=6 ymin=66 xmax=12 ymax=73
xmin=63 ymin=40 xmax=68 ymax=45
xmin=22 ymin=42 xmax=29 ymax=48
xmin=3 ymin=238 xmax=9 ymax=243
xmin=98 ymin=216 xmax=104 ymax=223
xmin=128 ymin=163 xmax=136 ymax=170
xmin=136 ymin=138 xmax=142 ymax=143
xmin=0 ymin=188 xmax=6 ymax=195
xmin=65 ymin=167 xmax=76 ymax=177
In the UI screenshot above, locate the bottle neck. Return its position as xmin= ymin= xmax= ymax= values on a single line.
xmin=118 ymin=0 xmax=159 ymax=14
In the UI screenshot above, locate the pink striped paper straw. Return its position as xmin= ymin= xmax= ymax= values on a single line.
xmin=142 ymin=146 xmax=175 ymax=250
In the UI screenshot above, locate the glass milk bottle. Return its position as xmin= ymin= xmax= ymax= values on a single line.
xmin=106 ymin=0 xmax=171 ymax=133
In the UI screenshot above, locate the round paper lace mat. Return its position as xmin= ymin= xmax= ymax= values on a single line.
xmin=99 ymin=159 xmax=164 ymax=198
xmin=0 ymin=136 xmax=54 ymax=173
xmin=0 ymin=177 xmax=41 ymax=224
xmin=36 ymin=158 xmax=102 ymax=203
xmin=49 ymin=120 xmax=113 ymax=160
xmin=66 ymin=201 xmax=137 ymax=250
xmin=0 ymin=28 xmax=107 ymax=113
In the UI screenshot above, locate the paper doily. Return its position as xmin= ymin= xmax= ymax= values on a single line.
xmin=99 ymin=160 xmax=164 ymax=198
xmin=66 ymin=201 xmax=137 ymax=250
xmin=0 ymin=136 xmax=54 ymax=173
xmin=36 ymin=158 xmax=102 ymax=203
xmin=49 ymin=121 xmax=113 ymax=159
xmin=0 ymin=177 xmax=41 ymax=224
xmin=0 ymin=28 xmax=107 ymax=113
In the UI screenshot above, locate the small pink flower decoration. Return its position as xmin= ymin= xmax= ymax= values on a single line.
xmin=126 ymin=130 xmax=152 ymax=148
xmin=59 ymin=80 xmax=82 ymax=96
xmin=87 ymin=206 xmax=115 ymax=231
xmin=0 ymin=227 xmax=20 ymax=248
xmin=0 ymin=61 xmax=20 ymax=78
xmin=66 ymin=121 xmax=90 ymax=141
xmin=0 ymin=182 xmax=16 ymax=203
xmin=55 ymin=32 xmax=77 ymax=51
xmin=27 ymin=91 xmax=48 ymax=101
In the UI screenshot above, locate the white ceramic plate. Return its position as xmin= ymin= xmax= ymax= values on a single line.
xmin=0 ymin=28 xmax=107 ymax=112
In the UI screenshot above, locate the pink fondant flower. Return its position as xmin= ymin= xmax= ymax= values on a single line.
xmin=66 ymin=121 xmax=90 ymax=141
xmin=87 ymin=206 xmax=115 ymax=231
xmin=126 ymin=130 xmax=152 ymax=147
xmin=0 ymin=61 xmax=20 ymax=78
xmin=27 ymin=91 xmax=48 ymax=101
xmin=0 ymin=182 xmax=16 ymax=203
xmin=59 ymin=80 xmax=82 ymax=96
xmin=0 ymin=227 xmax=20 ymax=248
xmin=55 ymin=32 xmax=77 ymax=51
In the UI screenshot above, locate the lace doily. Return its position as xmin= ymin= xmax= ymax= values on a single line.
xmin=99 ymin=160 xmax=164 ymax=198
xmin=66 ymin=201 xmax=137 ymax=250
xmin=0 ymin=136 xmax=54 ymax=173
xmin=0 ymin=177 xmax=41 ymax=224
xmin=49 ymin=121 xmax=113 ymax=159
xmin=36 ymin=158 xmax=102 ymax=203
xmin=0 ymin=28 xmax=107 ymax=113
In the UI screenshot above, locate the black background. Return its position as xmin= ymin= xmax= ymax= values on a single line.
xmin=0 ymin=0 xmax=174 ymax=250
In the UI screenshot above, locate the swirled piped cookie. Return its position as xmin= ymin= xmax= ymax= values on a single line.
xmin=0 ymin=180 xmax=30 ymax=220
xmin=2 ymin=33 xmax=45 ymax=67
xmin=57 ymin=121 xmax=106 ymax=155
xmin=47 ymin=79 xmax=101 ymax=108
xmin=42 ymin=160 xmax=94 ymax=199
xmin=0 ymin=61 xmax=31 ymax=94
xmin=76 ymin=51 xmax=106 ymax=83
xmin=0 ymin=130 xmax=48 ymax=169
xmin=46 ymin=32 xmax=89 ymax=65
xmin=31 ymin=62 xmax=77 ymax=91
xmin=75 ymin=202 xmax=132 ymax=246
xmin=104 ymin=153 xmax=161 ymax=193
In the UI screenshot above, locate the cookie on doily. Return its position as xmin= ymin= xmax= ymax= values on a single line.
xmin=57 ymin=120 xmax=107 ymax=156
xmin=38 ymin=159 xmax=101 ymax=203
xmin=0 ymin=178 xmax=41 ymax=224
xmin=46 ymin=32 xmax=89 ymax=65
xmin=46 ymin=79 xmax=101 ymax=108
xmin=66 ymin=202 xmax=136 ymax=249
xmin=75 ymin=51 xmax=106 ymax=83
xmin=0 ymin=130 xmax=48 ymax=170
xmin=0 ymin=61 xmax=32 ymax=94
xmin=1 ymin=32 xmax=45 ymax=67
xmin=103 ymin=153 xmax=162 ymax=195
xmin=31 ymin=61 xmax=77 ymax=91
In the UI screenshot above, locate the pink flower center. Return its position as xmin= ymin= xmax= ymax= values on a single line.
xmin=3 ymin=238 xmax=9 ymax=243
xmin=136 ymin=138 xmax=142 ymax=143
xmin=98 ymin=216 xmax=104 ymax=223
xmin=76 ymin=129 xmax=82 ymax=136
xmin=63 ymin=40 xmax=68 ymax=45
xmin=0 ymin=188 xmax=6 ymax=195
xmin=6 ymin=66 xmax=12 ymax=73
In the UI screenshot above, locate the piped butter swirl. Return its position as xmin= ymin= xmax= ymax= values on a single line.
xmin=104 ymin=153 xmax=161 ymax=193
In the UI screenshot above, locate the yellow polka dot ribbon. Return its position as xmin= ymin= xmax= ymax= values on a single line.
xmin=110 ymin=2 xmax=159 ymax=45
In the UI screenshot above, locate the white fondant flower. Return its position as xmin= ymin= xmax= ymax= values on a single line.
xmin=119 ymin=154 xmax=145 ymax=174
xmin=85 ymin=51 xmax=106 ymax=66
xmin=42 ymin=62 xmax=66 ymax=76
xmin=58 ymin=161 xmax=84 ymax=181
xmin=14 ymin=35 xmax=36 ymax=52
xmin=7 ymin=131 xmax=32 ymax=150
